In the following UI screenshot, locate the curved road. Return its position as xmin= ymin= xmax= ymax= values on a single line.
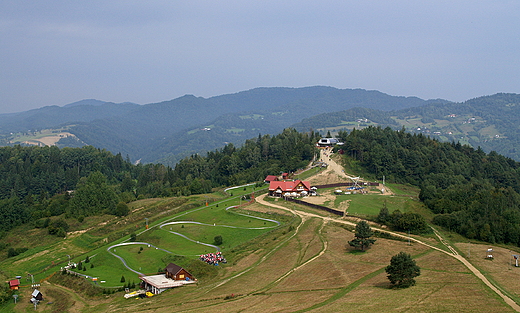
xmin=107 ymin=206 xmax=280 ymax=276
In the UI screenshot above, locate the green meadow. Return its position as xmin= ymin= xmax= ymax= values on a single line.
xmin=60 ymin=187 xmax=280 ymax=286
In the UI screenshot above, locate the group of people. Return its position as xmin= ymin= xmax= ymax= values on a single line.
xmin=199 ymin=252 xmax=227 ymax=265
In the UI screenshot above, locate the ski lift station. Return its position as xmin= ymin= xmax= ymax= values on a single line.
xmin=317 ymin=138 xmax=343 ymax=147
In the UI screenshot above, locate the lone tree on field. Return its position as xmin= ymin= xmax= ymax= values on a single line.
xmin=385 ymin=252 xmax=421 ymax=288
xmin=348 ymin=220 xmax=376 ymax=251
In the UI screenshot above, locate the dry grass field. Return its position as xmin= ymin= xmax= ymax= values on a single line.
xmin=69 ymin=207 xmax=517 ymax=313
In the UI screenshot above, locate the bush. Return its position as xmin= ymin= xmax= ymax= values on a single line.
xmin=114 ymin=202 xmax=130 ymax=217
xmin=7 ymin=247 xmax=28 ymax=258
xmin=214 ymin=235 xmax=223 ymax=245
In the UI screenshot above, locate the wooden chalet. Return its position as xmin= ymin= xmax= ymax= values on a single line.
xmin=139 ymin=263 xmax=196 ymax=295
xmin=269 ymin=180 xmax=312 ymax=197
xmin=165 ymin=263 xmax=195 ymax=281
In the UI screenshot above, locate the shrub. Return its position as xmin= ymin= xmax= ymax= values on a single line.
xmin=214 ymin=235 xmax=223 ymax=245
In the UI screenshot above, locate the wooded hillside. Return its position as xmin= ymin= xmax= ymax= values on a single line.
xmin=0 ymin=129 xmax=318 ymax=234
xmin=338 ymin=126 xmax=520 ymax=246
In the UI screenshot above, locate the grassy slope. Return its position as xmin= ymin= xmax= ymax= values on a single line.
xmin=2 ymin=168 xmax=520 ymax=312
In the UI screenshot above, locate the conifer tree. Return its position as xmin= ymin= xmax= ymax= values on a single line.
xmin=385 ymin=252 xmax=421 ymax=288
xmin=348 ymin=221 xmax=376 ymax=251
xmin=376 ymin=201 xmax=389 ymax=224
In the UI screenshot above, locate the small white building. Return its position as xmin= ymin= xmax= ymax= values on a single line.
xmin=317 ymin=138 xmax=343 ymax=147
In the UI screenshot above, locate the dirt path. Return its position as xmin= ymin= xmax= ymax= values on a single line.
xmin=255 ymin=194 xmax=520 ymax=312
xmin=319 ymin=148 xmax=353 ymax=180
xmin=312 ymin=148 xmax=393 ymax=195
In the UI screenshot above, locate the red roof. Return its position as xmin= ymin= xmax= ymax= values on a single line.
xmin=8 ymin=279 xmax=20 ymax=287
xmin=264 ymin=175 xmax=278 ymax=182
xmin=269 ymin=180 xmax=311 ymax=192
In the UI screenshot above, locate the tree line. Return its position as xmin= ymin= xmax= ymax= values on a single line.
xmin=0 ymin=129 xmax=319 ymax=234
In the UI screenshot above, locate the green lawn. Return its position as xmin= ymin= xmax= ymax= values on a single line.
xmin=111 ymin=244 xmax=171 ymax=275
xmin=335 ymin=193 xmax=418 ymax=217
xmin=68 ymin=250 xmax=139 ymax=287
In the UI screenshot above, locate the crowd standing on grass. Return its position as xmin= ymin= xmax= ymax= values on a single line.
xmin=200 ymin=252 xmax=227 ymax=265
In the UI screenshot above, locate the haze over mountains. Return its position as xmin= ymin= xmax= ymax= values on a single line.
xmin=1 ymin=86 xmax=519 ymax=164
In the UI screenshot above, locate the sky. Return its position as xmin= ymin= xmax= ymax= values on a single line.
xmin=1 ymin=1 xmax=519 ymax=114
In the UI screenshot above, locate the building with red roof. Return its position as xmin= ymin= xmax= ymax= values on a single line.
xmin=8 ymin=279 xmax=20 ymax=290
xmin=264 ymin=175 xmax=279 ymax=183
xmin=269 ymin=180 xmax=312 ymax=197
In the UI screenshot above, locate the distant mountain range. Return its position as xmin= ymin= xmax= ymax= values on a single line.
xmin=0 ymin=86 xmax=447 ymax=164
xmin=3 ymin=86 xmax=518 ymax=164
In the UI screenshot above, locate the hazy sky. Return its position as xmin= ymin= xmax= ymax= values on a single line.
xmin=1 ymin=1 xmax=519 ymax=113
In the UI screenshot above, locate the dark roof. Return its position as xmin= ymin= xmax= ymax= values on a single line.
xmin=264 ymin=175 xmax=278 ymax=182
xmin=165 ymin=263 xmax=183 ymax=275
xmin=31 ymin=289 xmax=43 ymax=300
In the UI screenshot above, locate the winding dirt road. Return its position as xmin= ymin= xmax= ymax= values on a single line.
xmin=255 ymin=193 xmax=520 ymax=312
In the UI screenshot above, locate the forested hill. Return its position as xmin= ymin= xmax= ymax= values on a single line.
xmin=292 ymin=93 xmax=520 ymax=161
xmin=337 ymin=126 xmax=520 ymax=246
xmin=395 ymin=93 xmax=520 ymax=160
xmin=0 ymin=87 xmax=441 ymax=164
xmin=0 ymin=129 xmax=318 ymax=234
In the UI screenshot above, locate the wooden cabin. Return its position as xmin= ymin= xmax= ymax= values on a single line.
xmin=165 ymin=263 xmax=195 ymax=281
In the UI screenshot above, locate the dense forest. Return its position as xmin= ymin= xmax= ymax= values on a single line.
xmin=337 ymin=126 xmax=520 ymax=246
xmin=0 ymin=129 xmax=319 ymax=235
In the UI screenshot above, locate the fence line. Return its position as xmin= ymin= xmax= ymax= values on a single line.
xmin=284 ymin=197 xmax=344 ymax=216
